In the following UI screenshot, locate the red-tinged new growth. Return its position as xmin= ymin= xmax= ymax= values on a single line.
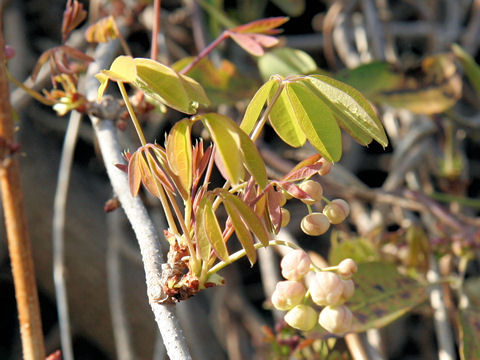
xmin=280 ymin=249 xmax=311 ymax=281
xmin=284 ymin=304 xmax=318 ymax=332
xmin=271 ymin=281 xmax=306 ymax=311
xmin=323 ymin=199 xmax=350 ymax=224
xmin=298 ymin=180 xmax=323 ymax=205
xmin=301 ymin=213 xmax=330 ymax=236
xmin=318 ymin=305 xmax=353 ymax=335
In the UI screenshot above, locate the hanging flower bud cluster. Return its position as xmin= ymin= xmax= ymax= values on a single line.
xmin=271 ymin=250 xmax=358 ymax=335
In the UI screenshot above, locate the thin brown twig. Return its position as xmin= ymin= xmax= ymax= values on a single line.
xmin=0 ymin=14 xmax=45 ymax=360
xmin=151 ymin=0 xmax=161 ymax=61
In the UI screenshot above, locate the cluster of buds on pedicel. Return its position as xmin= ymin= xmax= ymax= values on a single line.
xmin=271 ymin=250 xmax=358 ymax=335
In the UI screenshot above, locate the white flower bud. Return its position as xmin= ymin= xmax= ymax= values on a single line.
xmin=301 ymin=213 xmax=330 ymax=236
xmin=271 ymin=281 xmax=306 ymax=311
xmin=319 ymin=305 xmax=353 ymax=334
xmin=299 ymin=180 xmax=323 ymax=204
xmin=284 ymin=304 xmax=318 ymax=331
xmin=323 ymin=199 xmax=350 ymax=224
xmin=309 ymin=271 xmax=343 ymax=306
xmin=337 ymin=258 xmax=358 ymax=279
xmin=281 ymin=249 xmax=311 ymax=281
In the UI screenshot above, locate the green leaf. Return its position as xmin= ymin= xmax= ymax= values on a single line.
xmin=328 ymin=236 xmax=379 ymax=265
xmin=166 ymin=119 xmax=193 ymax=197
xmin=236 ymin=127 xmax=268 ymax=189
xmin=201 ymin=114 xmax=244 ymax=185
xmin=268 ymin=82 xmax=306 ymax=148
xmin=304 ymin=75 xmax=388 ymax=147
xmin=240 ymin=78 xmax=276 ymax=135
xmin=258 ymin=47 xmax=317 ymax=81
xmin=459 ymin=307 xmax=480 ymax=360
xmin=203 ymin=198 xmax=229 ymax=262
xmin=219 ymin=190 xmax=270 ymax=246
xmin=346 ymin=262 xmax=428 ymax=333
xmin=105 ymin=55 xmax=137 ymax=82
xmin=223 ymin=197 xmax=257 ymax=266
xmin=195 ymin=197 xmax=211 ymax=261
xmin=270 ymin=0 xmax=305 ymax=17
xmin=133 ymin=58 xmax=209 ymax=114
xmin=286 ymin=82 xmax=342 ymax=162
xmin=451 ymin=43 xmax=480 ymax=98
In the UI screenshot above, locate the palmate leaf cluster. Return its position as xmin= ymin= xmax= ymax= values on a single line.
xmin=96 ymin=18 xmax=388 ymax=297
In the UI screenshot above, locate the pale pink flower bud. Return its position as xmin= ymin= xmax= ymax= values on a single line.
xmin=271 ymin=281 xmax=306 ymax=311
xmin=337 ymin=258 xmax=357 ymax=279
xmin=317 ymin=159 xmax=332 ymax=176
xmin=309 ymin=271 xmax=343 ymax=306
xmin=301 ymin=213 xmax=330 ymax=236
xmin=319 ymin=305 xmax=353 ymax=334
xmin=339 ymin=279 xmax=355 ymax=303
xmin=299 ymin=180 xmax=323 ymax=204
xmin=323 ymin=199 xmax=350 ymax=224
xmin=281 ymin=208 xmax=291 ymax=227
xmin=281 ymin=249 xmax=311 ymax=281
xmin=284 ymin=304 xmax=318 ymax=331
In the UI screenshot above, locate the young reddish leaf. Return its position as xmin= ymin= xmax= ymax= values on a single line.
xmin=282 ymin=153 xmax=322 ymax=181
xmin=144 ymin=148 xmax=176 ymax=194
xmin=218 ymin=190 xmax=270 ymax=247
xmin=231 ymin=17 xmax=289 ymax=35
xmin=195 ymin=197 xmax=212 ymax=261
xmin=201 ymin=114 xmax=244 ymax=185
xmin=286 ymin=82 xmax=342 ymax=162
xmin=275 ymin=181 xmax=314 ymax=203
xmin=223 ymin=198 xmax=257 ymax=266
xmin=268 ymin=81 xmax=306 ymax=148
xmin=166 ymin=119 xmax=193 ymax=196
xmin=266 ymin=187 xmax=282 ymax=234
xmin=346 ymin=262 xmax=428 ymax=333
xmin=85 ymin=16 xmax=119 ymax=43
xmin=62 ymin=0 xmax=87 ymax=43
xmin=127 ymin=150 xmax=142 ymax=196
xmin=229 ymin=33 xmax=268 ymax=57
xmin=304 ymin=75 xmax=388 ymax=148
xmin=203 ymin=198 xmax=229 ymax=262
xmin=240 ymin=78 xmax=277 ymax=135
xmin=133 ymin=58 xmax=209 ymax=114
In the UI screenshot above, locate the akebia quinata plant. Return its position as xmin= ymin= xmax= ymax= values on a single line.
xmin=95 ymin=15 xmax=388 ymax=333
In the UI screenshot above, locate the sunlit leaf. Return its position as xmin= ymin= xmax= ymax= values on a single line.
xmin=218 ymin=190 xmax=270 ymax=246
xmin=459 ymin=307 xmax=480 ymax=360
xmin=201 ymin=114 xmax=243 ymax=184
xmin=235 ymin=126 xmax=268 ymax=189
xmin=268 ymin=82 xmax=306 ymax=147
xmin=258 ymin=47 xmax=317 ymax=81
xmin=231 ymin=16 xmax=289 ymax=35
xmin=223 ymin=197 xmax=257 ymax=266
xmin=270 ymin=0 xmax=305 ymax=17
xmin=144 ymin=147 xmax=176 ymax=193
xmin=203 ymin=198 xmax=229 ymax=262
xmin=328 ymin=237 xmax=379 ymax=265
xmin=166 ymin=119 xmax=193 ymax=197
xmin=282 ymin=153 xmax=324 ymax=181
xmin=304 ymin=75 xmax=388 ymax=147
xmin=266 ymin=187 xmax=282 ymax=234
xmin=241 ymin=78 xmax=277 ymax=135
xmin=346 ymin=262 xmax=428 ymax=333
xmin=275 ymin=181 xmax=314 ymax=203
xmin=127 ymin=150 xmax=142 ymax=196
xmin=196 ymin=197 xmax=212 ymax=261
xmin=85 ymin=16 xmax=119 ymax=43
xmin=133 ymin=58 xmax=209 ymax=114
xmin=451 ymin=43 xmax=480 ymax=98
xmin=286 ymin=82 xmax=342 ymax=162
xmin=229 ymin=32 xmax=278 ymax=56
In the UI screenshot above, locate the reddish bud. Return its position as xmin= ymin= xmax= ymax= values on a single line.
xmin=301 ymin=213 xmax=330 ymax=236
xmin=317 ymin=158 xmax=332 ymax=176
xmin=271 ymin=281 xmax=306 ymax=311
xmin=281 ymin=249 xmax=311 ymax=281
xmin=318 ymin=305 xmax=353 ymax=334
xmin=309 ymin=271 xmax=343 ymax=306
xmin=284 ymin=304 xmax=318 ymax=331
xmin=323 ymin=199 xmax=350 ymax=224
xmin=5 ymin=45 xmax=15 ymax=60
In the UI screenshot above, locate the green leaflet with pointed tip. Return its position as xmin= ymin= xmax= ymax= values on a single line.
xmin=346 ymin=262 xmax=427 ymax=333
xmin=223 ymin=197 xmax=257 ymax=266
xmin=218 ymin=190 xmax=269 ymax=246
xmin=286 ymin=82 xmax=342 ymax=162
xmin=258 ymin=47 xmax=317 ymax=81
xmin=268 ymin=82 xmax=306 ymax=148
xmin=203 ymin=198 xmax=229 ymax=262
xmin=195 ymin=197 xmax=211 ymax=261
xmin=133 ymin=58 xmax=209 ymax=114
xmin=452 ymin=43 xmax=480 ymax=98
xmin=166 ymin=119 xmax=193 ymax=197
xmin=240 ymin=78 xmax=276 ymax=135
xmin=201 ymin=113 xmax=244 ymax=185
xmin=107 ymin=55 xmax=137 ymax=82
xmin=459 ymin=307 xmax=480 ymax=360
xmin=305 ymin=75 xmax=388 ymax=147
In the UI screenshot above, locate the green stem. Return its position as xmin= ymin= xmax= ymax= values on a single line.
xmin=117 ymin=82 xmax=146 ymax=146
xmin=206 ymin=239 xmax=300 ymax=276
xmin=5 ymin=66 xmax=55 ymax=106
xmin=250 ymin=79 xmax=284 ymax=142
